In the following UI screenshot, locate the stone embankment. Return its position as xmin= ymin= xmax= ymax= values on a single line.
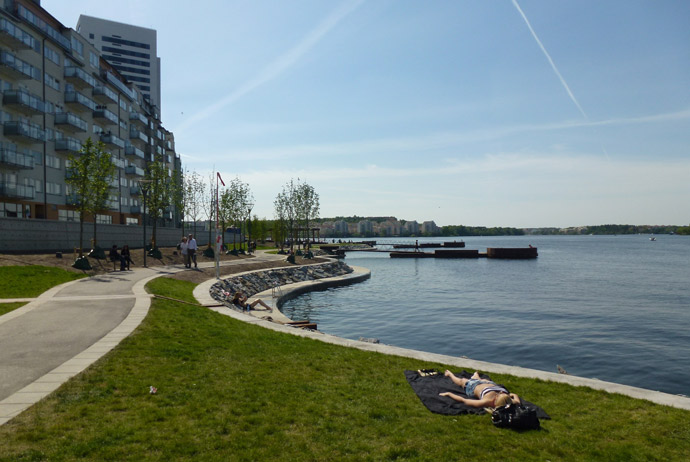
xmin=210 ymin=260 xmax=354 ymax=306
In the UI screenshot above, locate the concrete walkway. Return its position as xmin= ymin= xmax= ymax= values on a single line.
xmin=0 ymin=251 xmax=283 ymax=426
xmin=2 ymin=252 xmax=689 ymax=427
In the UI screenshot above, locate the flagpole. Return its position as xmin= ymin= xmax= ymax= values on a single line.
xmin=215 ymin=171 xmax=220 ymax=280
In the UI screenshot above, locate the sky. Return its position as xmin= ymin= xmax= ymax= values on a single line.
xmin=43 ymin=0 xmax=689 ymax=228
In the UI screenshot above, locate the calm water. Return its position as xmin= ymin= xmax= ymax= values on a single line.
xmin=281 ymin=235 xmax=690 ymax=396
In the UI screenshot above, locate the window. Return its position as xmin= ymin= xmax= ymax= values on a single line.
xmin=0 ymin=202 xmax=28 ymax=218
xmin=71 ymin=37 xmax=83 ymax=57
xmin=102 ymin=46 xmax=149 ymax=59
xmin=45 ymin=46 xmax=60 ymax=65
xmin=58 ymin=209 xmax=80 ymax=221
xmin=89 ymin=51 xmax=99 ymax=69
xmin=126 ymin=217 xmax=138 ymax=225
xmin=102 ymin=36 xmax=150 ymax=50
xmin=46 ymin=182 xmax=61 ymax=195
xmin=96 ymin=214 xmax=112 ymax=224
xmin=46 ymin=154 xmax=61 ymax=169
xmin=44 ymin=73 xmax=60 ymax=91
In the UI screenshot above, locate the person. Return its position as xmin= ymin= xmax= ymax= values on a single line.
xmin=180 ymin=236 xmax=189 ymax=268
xmin=232 ymin=291 xmax=272 ymax=312
xmin=108 ymin=245 xmax=124 ymax=271
xmin=121 ymin=245 xmax=133 ymax=270
xmin=439 ymin=370 xmax=521 ymax=408
xmin=187 ymin=234 xmax=198 ymax=268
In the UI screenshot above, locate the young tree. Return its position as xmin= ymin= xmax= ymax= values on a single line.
xmin=219 ymin=177 xmax=253 ymax=251
xmin=143 ymin=161 xmax=172 ymax=248
xmin=65 ymin=137 xmax=116 ymax=257
xmin=274 ymin=179 xmax=297 ymax=251
xmin=296 ymin=181 xmax=320 ymax=247
xmin=171 ymin=167 xmax=186 ymax=237
xmin=184 ymin=170 xmax=205 ymax=236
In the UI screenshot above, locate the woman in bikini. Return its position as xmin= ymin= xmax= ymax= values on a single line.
xmin=439 ymin=370 xmax=521 ymax=408
xmin=232 ymin=292 xmax=272 ymax=312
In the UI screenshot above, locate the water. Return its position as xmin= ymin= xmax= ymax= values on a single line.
xmin=281 ymin=235 xmax=690 ymax=396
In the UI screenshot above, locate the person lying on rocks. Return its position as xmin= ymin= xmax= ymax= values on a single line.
xmin=439 ymin=370 xmax=521 ymax=408
xmin=232 ymin=291 xmax=272 ymax=312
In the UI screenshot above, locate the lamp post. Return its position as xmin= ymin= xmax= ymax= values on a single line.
xmin=247 ymin=202 xmax=254 ymax=254
xmin=138 ymin=179 xmax=153 ymax=267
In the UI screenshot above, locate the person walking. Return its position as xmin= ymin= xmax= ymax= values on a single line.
xmin=180 ymin=236 xmax=189 ymax=268
xmin=187 ymin=234 xmax=198 ymax=268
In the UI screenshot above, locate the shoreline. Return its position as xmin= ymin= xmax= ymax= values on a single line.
xmin=194 ymin=261 xmax=690 ymax=411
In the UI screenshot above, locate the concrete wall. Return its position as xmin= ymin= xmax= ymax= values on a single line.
xmin=0 ymin=218 xmax=210 ymax=253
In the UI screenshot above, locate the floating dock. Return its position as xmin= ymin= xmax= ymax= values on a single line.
xmin=390 ymin=247 xmax=537 ymax=259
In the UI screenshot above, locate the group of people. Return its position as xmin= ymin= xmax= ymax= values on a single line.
xmin=179 ymin=234 xmax=198 ymax=268
xmin=108 ymin=245 xmax=133 ymax=271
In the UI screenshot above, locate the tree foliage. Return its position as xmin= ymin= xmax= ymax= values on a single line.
xmin=65 ymin=137 xmax=116 ymax=256
xmin=142 ymin=161 xmax=173 ymax=247
xmin=274 ymin=179 xmax=319 ymax=249
xmin=219 ymin=177 xmax=253 ymax=249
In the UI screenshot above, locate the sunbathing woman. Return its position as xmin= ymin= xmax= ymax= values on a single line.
xmin=232 ymin=291 xmax=272 ymax=312
xmin=439 ymin=370 xmax=521 ymax=408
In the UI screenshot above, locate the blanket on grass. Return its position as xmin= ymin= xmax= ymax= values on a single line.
xmin=405 ymin=369 xmax=550 ymax=419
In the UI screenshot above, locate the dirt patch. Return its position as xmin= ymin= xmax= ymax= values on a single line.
xmin=0 ymin=246 xmax=328 ymax=284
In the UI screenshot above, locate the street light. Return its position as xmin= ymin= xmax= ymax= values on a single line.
xmin=138 ymin=179 xmax=153 ymax=267
xmin=247 ymin=202 xmax=254 ymax=254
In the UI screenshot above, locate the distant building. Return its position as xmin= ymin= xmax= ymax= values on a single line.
xmin=406 ymin=220 xmax=420 ymax=235
xmin=357 ymin=220 xmax=373 ymax=235
xmin=77 ymin=15 xmax=161 ymax=113
xmin=421 ymin=220 xmax=440 ymax=235
xmin=334 ymin=220 xmax=349 ymax=236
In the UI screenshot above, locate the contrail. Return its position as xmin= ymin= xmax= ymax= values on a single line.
xmin=511 ymin=0 xmax=588 ymax=120
xmin=174 ymin=0 xmax=365 ymax=134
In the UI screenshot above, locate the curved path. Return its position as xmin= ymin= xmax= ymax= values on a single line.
xmin=2 ymin=253 xmax=689 ymax=427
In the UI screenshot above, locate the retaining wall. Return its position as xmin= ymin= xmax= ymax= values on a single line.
xmin=0 ymin=217 xmax=210 ymax=253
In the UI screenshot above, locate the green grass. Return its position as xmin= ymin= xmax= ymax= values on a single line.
xmin=0 ymin=302 xmax=26 ymax=316
xmin=0 ymin=266 xmax=86 ymax=298
xmin=0 ymin=277 xmax=688 ymax=461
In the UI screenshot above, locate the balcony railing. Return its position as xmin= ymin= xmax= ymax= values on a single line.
xmin=0 ymin=51 xmax=40 ymax=80
xmin=124 ymin=165 xmax=144 ymax=177
xmin=0 ymin=18 xmax=39 ymax=51
xmin=3 ymin=121 xmax=44 ymax=144
xmin=93 ymin=85 xmax=118 ymax=104
xmin=64 ymin=66 xmax=96 ymax=89
xmin=100 ymin=133 xmax=125 ymax=149
xmin=0 ymin=182 xmax=34 ymax=200
xmin=2 ymin=89 xmax=44 ymax=115
xmin=130 ymin=205 xmax=141 ymax=214
xmin=0 ymin=147 xmax=34 ymax=169
xmin=54 ymin=112 xmax=87 ymax=132
xmin=93 ymin=107 xmax=118 ymax=125
xmin=125 ymin=145 xmax=145 ymax=159
xmin=129 ymin=112 xmax=148 ymax=126
xmin=55 ymin=137 xmax=82 ymax=152
xmin=64 ymin=90 xmax=96 ymax=112
xmin=130 ymin=186 xmax=141 ymax=196
xmin=129 ymin=128 xmax=148 ymax=144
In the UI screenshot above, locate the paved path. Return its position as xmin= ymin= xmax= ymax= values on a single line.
xmin=0 ymin=252 xmax=283 ymax=425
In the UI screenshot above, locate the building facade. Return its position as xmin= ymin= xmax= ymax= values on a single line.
xmin=76 ymin=15 xmax=160 ymax=113
xmin=0 ymin=0 xmax=178 ymax=227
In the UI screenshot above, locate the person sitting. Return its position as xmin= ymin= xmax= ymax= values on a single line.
xmin=232 ymin=291 xmax=272 ymax=312
xmin=439 ymin=370 xmax=521 ymax=408
xmin=121 ymin=245 xmax=133 ymax=270
xmin=108 ymin=245 xmax=124 ymax=271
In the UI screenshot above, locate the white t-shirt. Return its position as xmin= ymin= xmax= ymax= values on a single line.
xmin=180 ymin=242 xmax=188 ymax=255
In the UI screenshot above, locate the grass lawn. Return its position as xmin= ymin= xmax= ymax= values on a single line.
xmin=0 ymin=302 xmax=26 ymax=316
xmin=0 ymin=277 xmax=688 ymax=461
xmin=0 ymin=266 xmax=86 ymax=299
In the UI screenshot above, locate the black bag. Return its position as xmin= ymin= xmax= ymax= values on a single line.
xmin=491 ymin=403 xmax=540 ymax=430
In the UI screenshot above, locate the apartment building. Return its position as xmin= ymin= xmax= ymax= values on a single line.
xmin=0 ymin=0 xmax=179 ymax=225
xmin=76 ymin=15 xmax=160 ymax=113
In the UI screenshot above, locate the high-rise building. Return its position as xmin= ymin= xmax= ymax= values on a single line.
xmin=0 ymin=0 xmax=178 ymax=227
xmin=76 ymin=15 xmax=161 ymax=113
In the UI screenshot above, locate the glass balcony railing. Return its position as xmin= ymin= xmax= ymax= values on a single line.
xmin=129 ymin=112 xmax=148 ymax=126
xmin=64 ymin=66 xmax=96 ymax=89
xmin=64 ymin=90 xmax=96 ymax=112
xmin=55 ymin=137 xmax=82 ymax=152
xmin=0 ymin=147 xmax=34 ymax=169
xmin=125 ymin=145 xmax=145 ymax=159
xmin=100 ymin=133 xmax=125 ymax=148
xmin=54 ymin=112 xmax=88 ymax=132
xmin=93 ymin=85 xmax=118 ymax=104
xmin=2 ymin=89 xmax=44 ymax=115
xmin=0 ymin=182 xmax=34 ymax=199
xmin=124 ymin=165 xmax=144 ymax=177
xmin=130 ymin=205 xmax=141 ymax=214
xmin=129 ymin=128 xmax=148 ymax=144
xmin=3 ymin=121 xmax=44 ymax=143
xmin=93 ymin=107 xmax=118 ymax=125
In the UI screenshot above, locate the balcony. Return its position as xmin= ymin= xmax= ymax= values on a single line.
xmin=93 ymin=107 xmax=118 ymax=125
xmin=65 ymin=192 xmax=80 ymax=205
xmin=2 ymin=89 xmax=44 ymax=116
xmin=129 ymin=112 xmax=148 ymax=127
xmin=3 ymin=121 xmax=44 ymax=144
xmin=125 ymin=145 xmax=145 ymax=159
xmin=100 ymin=133 xmax=125 ymax=149
xmin=0 ymin=182 xmax=34 ymax=200
xmin=64 ymin=66 xmax=96 ymax=89
xmin=125 ymin=165 xmax=144 ymax=177
xmin=0 ymin=147 xmax=34 ymax=169
xmin=130 ymin=205 xmax=141 ymax=214
xmin=55 ymin=137 xmax=82 ymax=152
xmin=93 ymin=85 xmax=118 ymax=105
xmin=0 ymin=51 xmax=39 ymax=80
xmin=54 ymin=112 xmax=87 ymax=132
xmin=64 ymin=91 xmax=96 ymax=112
xmin=0 ymin=18 xmax=39 ymax=51
xmin=130 ymin=186 xmax=141 ymax=196
xmin=129 ymin=128 xmax=148 ymax=144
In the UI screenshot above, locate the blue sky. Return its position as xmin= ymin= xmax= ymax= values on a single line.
xmin=44 ymin=0 xmax=689 ymax=227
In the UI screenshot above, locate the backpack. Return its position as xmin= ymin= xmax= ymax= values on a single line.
xmin=491 ymin=403 xmax=540 ymax=430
